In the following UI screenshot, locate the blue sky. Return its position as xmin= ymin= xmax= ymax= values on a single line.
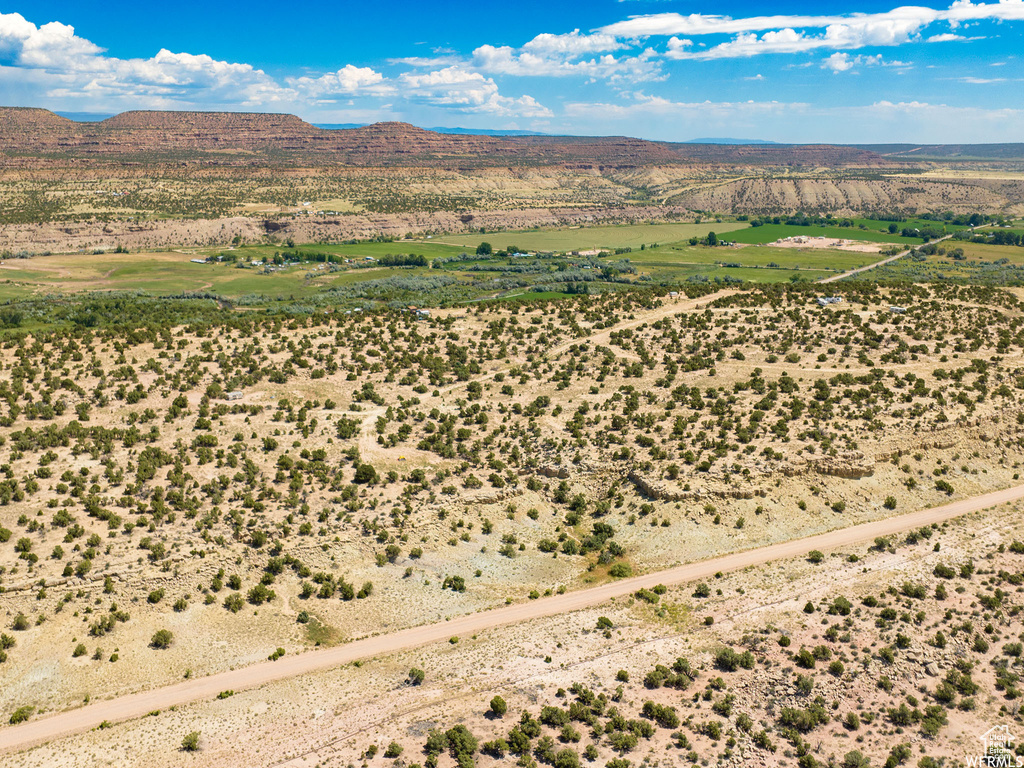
xmin=1 ymin=1 xmax=1022 ymax=142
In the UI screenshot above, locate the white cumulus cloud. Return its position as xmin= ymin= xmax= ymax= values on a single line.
xmin=522 ymin=29 xmax=624 ymax=55
xmin=0 ymin=11 xmax=293 ymax=108
xmin=0 ymin=13 xmax=104 ymax=69
xmin=822 ymin=52 xmax=911 ymax=72
xmin=399 ymin=66 xmax=552 ymax=116
xmin=603 ymin=2 xmax=1024 ymax=60
xmin=471 ymin=29 xmax=662 ymax=84
xmin=0 ymin=10 xmax=554 ymax=121
xmin=288 ymin=65 xmax=394 ymax=99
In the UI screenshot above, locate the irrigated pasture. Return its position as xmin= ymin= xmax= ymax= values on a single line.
xmin=0 ymin=234 xmax=898 ymax=307
xmin=643 ymin=244 xmax=881 ymax=271
xmin=0 ymin=251 xmax=428 ymax=301
xmin=428 ymin=221 xmax=748 ymax=252
xmin=727 ymin=223 xmax=923 ymax=245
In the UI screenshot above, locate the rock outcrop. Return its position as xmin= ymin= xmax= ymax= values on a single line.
xmin=627 ymin=470 xmax=767 ymax=502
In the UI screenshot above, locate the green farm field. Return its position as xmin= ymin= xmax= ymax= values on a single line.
xmin=427 ymin=221 xmax=748 ymax=252
xmin=424 ymin=242 xmax=863 ymax=280
xmin=0 ymin=251 xmax=429 ymax=301
xmin=0 ymin=239 xmax=876 ymax=308
xmin=637 ymin=244 xmax=882 ymax=272
xmin=862 ymin=240 xmax=1024 ymax=284
xmin=976 ymin=226 xmax=1024 ymax=238
xmin=0 ymin=227 xmax=912 ymax=310
xmin=952 ymin=241 xmax=1024 ymax=264
xmin=847 ymin=216 xmax=951 ymax=232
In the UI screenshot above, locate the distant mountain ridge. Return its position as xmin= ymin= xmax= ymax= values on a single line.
xmin=3 ymin=107 xmax=1023 ymax=240
xmin=62 ymin=114 xmax=765 ymax=140
xmin=316 ymin=124 xmax=547 ymax=136
xmin=684 ymin=138 xmax=781 ymax=145
xmin=25 ymin=110 xmax=1024 ymax=160
xmin=66 ymin=115 xmax=769 ymax=141
xmin=0 ymin=106 xmax=929 ymax=168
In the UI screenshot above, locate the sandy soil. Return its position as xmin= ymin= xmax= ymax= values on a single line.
xmin=2 ymin=480 xmax=1021 ymax=755
xmin=768 ymin=237 xmax=883 ymax=253
xmin=2 ymin=276 xmax=1022 ymax=768
xmin=2 ymin=498 xmax=1020 ymax=768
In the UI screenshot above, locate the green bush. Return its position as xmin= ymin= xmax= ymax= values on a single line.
xmin=181 ymin=731 xmax=200 ymax=752
xmin=489 ymin=695 xmax=507 ymax=717
xmin=933 ymin=563 xmax=956 ymax=579
xmin=150 ymin=629 xmax=174 ymax=649
xmin=829 ymin=596 xmax=853 ymax=615
xmin=9 ymin=705 xmax=34 ymax=724
xmin=224 ymin=594 xmax=244 ymax=613
xmin=354 ymin=463 xmax=379 ymax=484
xmin=714 ymin=647 xmax=755 ymax=672
xmin=554 ymin=748 xmax=580 ymax=768
xmin=795 ymin=647 xmax=816 ymax=669
xmin=444 ymin=724 xmax=478 ymax=760
xmin=247 ymin=583 xmax=275 ymax=605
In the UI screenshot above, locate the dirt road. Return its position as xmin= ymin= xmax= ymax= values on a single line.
xmin=818 ymin=231 xmax=961 ymax=284
xmin=2 ymin=481 xmax=1022 ymax=755
xmin=817 ymin=248 xmax=910 ymax=283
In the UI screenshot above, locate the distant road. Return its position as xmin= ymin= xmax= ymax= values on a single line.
xmin=817 ymin=247 xmax=913 ymax=284
xmin=2 ymin=482 xmax=1023 ymax=755
xmin=818 ymin=231 xmax=959 ymax=284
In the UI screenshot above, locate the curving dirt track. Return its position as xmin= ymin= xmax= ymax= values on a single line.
xmin=2 ymin=482 xmax=1023 ymax=755
xmin=817 ymin=248 xmax=912 ymax=283
xmin=817 ymin=231 xmax=962 ymax=284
